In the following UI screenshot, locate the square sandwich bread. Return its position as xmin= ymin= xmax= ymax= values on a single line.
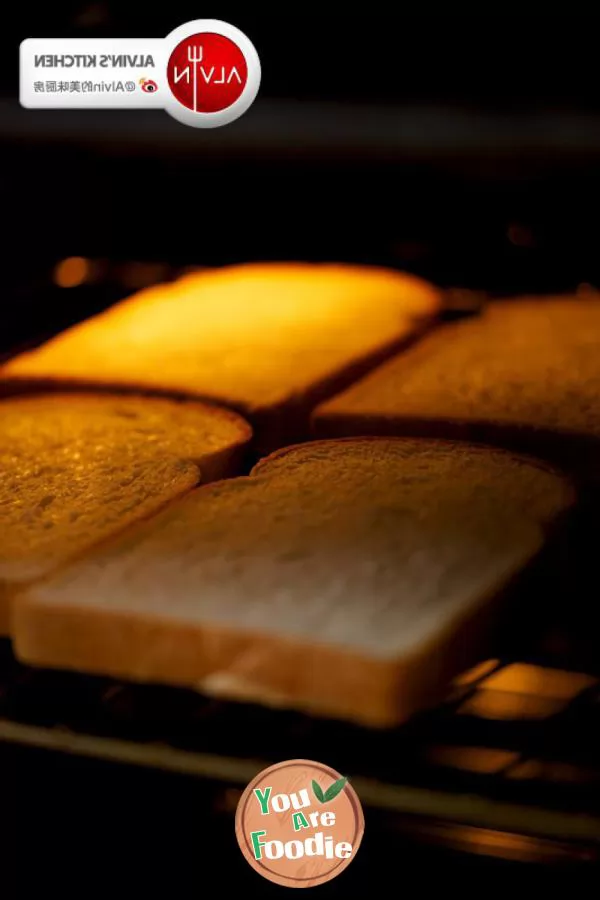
xmin=0 ymin=392 xmax=251 ymax=634
xmin=2 ymin=263 xmax=441 ymax=451
xmin=13 ymin=438 xmax=574 ymax=727
xmin=314 ymin=294 xmax=600 ymax=473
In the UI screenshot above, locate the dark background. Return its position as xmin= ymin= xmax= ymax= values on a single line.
xmin=3 ymin=5 xmax=600 ymax=304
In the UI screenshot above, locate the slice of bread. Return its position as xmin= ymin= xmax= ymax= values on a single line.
xmin=0 ymin=393 xmax=250 ymax=633
xmin=313 ymin=295 xmax=600 ymax=473
xmin=14 ymin=438 xmax=573 ymax=727
xmin=1 ymin=263 xmax=441 ymax=452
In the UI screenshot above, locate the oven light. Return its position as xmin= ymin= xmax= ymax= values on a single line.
xmin=53 ymin=257 xmax=90 ymax=288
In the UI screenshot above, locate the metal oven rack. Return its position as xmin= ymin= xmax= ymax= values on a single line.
xmin=0 ymin=628 xmax=599 ymax=863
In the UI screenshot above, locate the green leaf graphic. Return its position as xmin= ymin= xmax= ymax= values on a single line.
xmin=312 ymin=780 xmax=325 ymax=803
xmin=323 ymin=776 xmax=348 ymax=802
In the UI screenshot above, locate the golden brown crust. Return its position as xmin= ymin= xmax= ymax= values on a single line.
xmin=313 ymin=296 xmax=600 ymax=475
xmin=1 ymin=263 xmax=441 ymax=452
xmin=252 ymin=435 xmax=574 ymax=489
xmin=0 ymin=392 xmax=252 ymax=634
xmin=0 ymin=383 xmax=253 ymax=438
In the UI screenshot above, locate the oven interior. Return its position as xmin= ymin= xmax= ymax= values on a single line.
xmin=3 ymin=8 xmax=600 ymax=890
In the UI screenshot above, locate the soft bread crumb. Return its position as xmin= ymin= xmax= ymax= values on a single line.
xmin=14 ymin=438 xmax=574 ymax=727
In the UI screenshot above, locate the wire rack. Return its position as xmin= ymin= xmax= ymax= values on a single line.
xmin=0 ymin=628 xmax=599 ymax=859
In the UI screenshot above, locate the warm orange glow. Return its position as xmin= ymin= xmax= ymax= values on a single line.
xmin=428 ymin=745 xmax=517 ymax=774
xmin=482 ymin=663 xmax=596 ymax=700
xmin=405 ymin=821 xmax=595 ymax=863
xmin=453 ymin=659 xmax=499 ymax=686
xmin=435 ymin=825 xmax=573 ymax=863
xmin=507 ymin=759 xmax=589 ymax=783
xmin=53 ymin=257 xmax=90 ymax=288
xmin=6 ymin=263 xmax=441 ymax=412
xmin=458 ymin=690 xmax=565 ymax=721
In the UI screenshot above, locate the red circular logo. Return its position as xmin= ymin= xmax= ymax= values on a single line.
xmin=167 ymin=32 xmax=248 ymax=113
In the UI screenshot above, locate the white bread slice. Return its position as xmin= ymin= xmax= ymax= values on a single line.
xmin=14 ymin=438 xmax=573 ymax=727
xmin=313 ymin=295 xmax=600 ymax=471
xmin=1 ymin=263 xmax=441 ymax=451
xmin=0 ymin=393 xmax=250 ymax=634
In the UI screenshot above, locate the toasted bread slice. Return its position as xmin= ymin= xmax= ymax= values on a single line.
xmin=314 ymin=295 xmax=600 ymax=473
xmin=0 ymin=392 xmax=250 ymax=632
xmin=14 ymin=438 xmax=573 ymax=727
xmin=2 ymin=263 xmax=441 ymax=451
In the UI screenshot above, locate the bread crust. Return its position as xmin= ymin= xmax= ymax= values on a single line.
xmin=252 ymin=435 xmax=573 ymax=485
xmin=14 ymin=437 xmax=575 ymax=727
xmin=313 ymin=296 xmax=600 ymax=478
xmin=1 ymin=263 xmax=441 ymax=453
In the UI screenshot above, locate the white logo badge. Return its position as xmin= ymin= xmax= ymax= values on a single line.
xmin=20 ymin=19 xmax=261 ymax=129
